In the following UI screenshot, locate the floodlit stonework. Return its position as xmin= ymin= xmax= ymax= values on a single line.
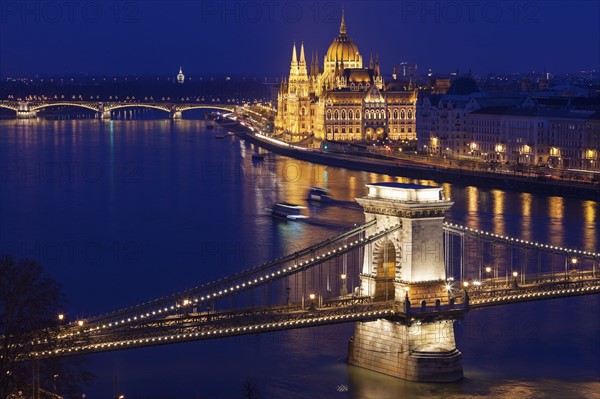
xmin=275 ymin=10 xmax=417 ymax=142
xmin=348 ymin=182 xmax=463 ymax=382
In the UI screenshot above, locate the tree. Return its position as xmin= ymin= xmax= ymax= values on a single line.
xmin=0 ymin=255 xmax=93 ymax=398
xmin=241 ymin=377 xmax=260 ymax=399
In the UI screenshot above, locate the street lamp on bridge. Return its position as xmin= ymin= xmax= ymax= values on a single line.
xmin=485 ymin=266 xmax=496 ymax=292
xmin=309 ymin=293 xmax=316 ymax=310
xmin=565 ymin=256 xmax=578 ymax=280
xmin=340 ymin=274 xmax=348 ymax=296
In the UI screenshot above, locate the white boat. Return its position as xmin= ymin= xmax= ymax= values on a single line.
xmin=268 ymin=202 xmax=308 ymax=220
xmin=307 ymin=187 xmax=333 ymax=202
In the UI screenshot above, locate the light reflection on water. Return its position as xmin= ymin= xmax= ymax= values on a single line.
xmin=0 ymin=119 xmax=598 ymax=399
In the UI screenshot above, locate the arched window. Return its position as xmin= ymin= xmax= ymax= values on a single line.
xmin=301 ymin=106 xmax=306 ymax=116
xmin=334 ymin=110 xmax=339 ymax=120
xmin=400 ymin=109 xmax=405 ymax=119
xmin=341 ymin=109 xmax=346 ymax=120
xmin=348 ymin=110 xmax=354 ymax=120
xmin=326 ymin=109 xmax=332 ymax=120
xmin=408 ymin=109 xmax=413 ymax=119
xmin=393 ymin=109 xmax=398 ymax=119
xmin=356 ymin=110 xmax=361 ymax=119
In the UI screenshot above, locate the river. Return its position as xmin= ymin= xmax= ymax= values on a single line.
xmin=0 ymin=118 xmax=598 ymax=398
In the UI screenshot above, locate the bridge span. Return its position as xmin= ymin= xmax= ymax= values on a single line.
xmin=0 ymin=100 xmax=236 ymax=119
xmin=10 ymin=182 xmax=600 ymax=383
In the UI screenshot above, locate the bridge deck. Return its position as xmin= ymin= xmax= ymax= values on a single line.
xmin=21 ymin=274 xmax=599 ymax=359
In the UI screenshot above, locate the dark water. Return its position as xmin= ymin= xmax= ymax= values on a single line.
xmin=0 ymin=119 xmax=598 ymax=399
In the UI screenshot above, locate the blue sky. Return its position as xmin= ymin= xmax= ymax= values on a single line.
xmin=1 ymin=0 xmax=598 ymax=77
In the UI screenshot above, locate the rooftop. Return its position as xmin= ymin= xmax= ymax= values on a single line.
xmin=368 ymin=182 xmax=438 ymax=190
xmin=365 ymin=183 xmax=448 ymax=203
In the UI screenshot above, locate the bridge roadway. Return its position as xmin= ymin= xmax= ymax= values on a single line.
xmin=6 ymin=216 xmax=599 ymax=360
xmin=23 ymin=272 xmax=600 ymax=359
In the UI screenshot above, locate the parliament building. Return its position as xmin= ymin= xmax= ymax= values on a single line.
xmin=275 ymin=10 xmax=417 ymax=142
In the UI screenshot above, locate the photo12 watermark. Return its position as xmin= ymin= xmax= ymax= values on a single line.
xmin=1 ymin=240 xmax=141 ymax=266
xmin=0 ymin=1 xmax=141 ymax=24
xmin=198 ymin=1 xmax=343 ymax=24
xmin=0 ymin=161 xmax=139 ymax=184
xmin=398 ymin=0 xmax=540 ymax=24
xmin=195 ymin=1 xmax=540 ymax=25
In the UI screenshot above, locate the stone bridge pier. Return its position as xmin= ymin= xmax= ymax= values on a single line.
xmin=17 ymin=102 xmax=36 ymax=119
xmin=348 ymin=182 xmax=463 ymax=382
xmin=170 ymin=108 xmax=183 ymax=119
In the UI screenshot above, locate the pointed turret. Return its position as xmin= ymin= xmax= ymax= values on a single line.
xmin=369 ymin=53 xmax=374 ymax=69
xmin=298 ymin=42 xmax=308 ymax=76
xmin=315 ymin=50 xmax=320 ymax=75
xmin=291 ymin=43 xmax=298 ymax=67
xmin=375 ymin=53 xmax=381 ymax=77
xmin=299 ymin=42 xmax=306 ymax=66
xmin=289 ymin=43 xmax=298 ymax=77
xmin=340 ymin=6 xmax=346 ymax=35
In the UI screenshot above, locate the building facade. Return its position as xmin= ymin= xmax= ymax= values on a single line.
xmin=275 ymin=11 xmax=417 ymax=142
xmin=417 ymin=89 xmax=600 ymax=170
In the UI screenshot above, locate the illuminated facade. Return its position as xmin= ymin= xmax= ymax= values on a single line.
xmin=275 ymin=10 xmax=417 ymax=142
xmin=418 ymin=93 xmax=600 ymax=170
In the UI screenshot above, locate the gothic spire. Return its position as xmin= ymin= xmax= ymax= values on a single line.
xmin=299 ymin=42 xmax=306 ymax=65
xmin=291 ymin=43 xmax=298 ymax=67
xmin=298 ymin=42 xmax=308 ymax=77
xmin=340 ymin=6 xmax=346 ymax=35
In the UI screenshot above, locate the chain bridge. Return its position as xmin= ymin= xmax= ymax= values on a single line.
xmin=8 ymin=183 xmax=599 ymax=383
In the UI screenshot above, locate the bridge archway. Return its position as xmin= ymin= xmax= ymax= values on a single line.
xmin=106 ymin=104 xmax=171 ymax=113
xmin=372 ymin=239 xmax=398 ymax=301
xmin=178 ymin=105 xmax=235 ymax=114
xmin=0 ymin=104 xmax=18 ymax=113
xmin=31 ymin=103 xmax=100 ymax=113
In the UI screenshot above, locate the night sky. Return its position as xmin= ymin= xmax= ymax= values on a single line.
xmin=0 ymin=0 xmax=598 ymax=77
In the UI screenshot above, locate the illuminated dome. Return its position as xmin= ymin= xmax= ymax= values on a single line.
xmin=323 ymin=9 xmax=363 ymax=78
xmin=325 ymin=10 xmax=361 ymax=63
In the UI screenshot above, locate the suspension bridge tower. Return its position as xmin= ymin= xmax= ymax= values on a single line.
xmin=348 ymin=182 xmax=463 ymax=382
